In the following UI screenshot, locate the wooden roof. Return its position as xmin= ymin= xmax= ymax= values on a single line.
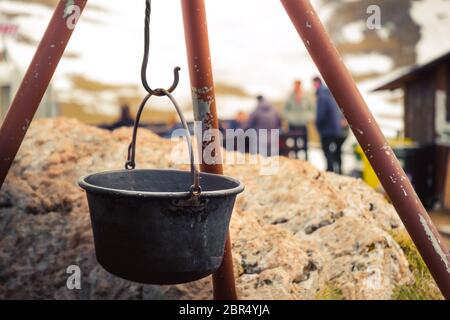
xmin=373 ymin=51 xmax=450 ymax=91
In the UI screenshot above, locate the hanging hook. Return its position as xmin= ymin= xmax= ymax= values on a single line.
xmin=125 ymin=91 xmax=201 ymax=196
xmin=141 ymin=0 xmax=180 ymax=97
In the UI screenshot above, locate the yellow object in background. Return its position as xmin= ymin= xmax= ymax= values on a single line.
xmin=355 ymin=139 xmax=414 ymax=190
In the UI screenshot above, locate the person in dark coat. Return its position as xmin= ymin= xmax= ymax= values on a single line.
xmin=112 ymin=105 xmax=135 ymax=129
xmin=313 ymin=77 xmax=348 ymax=174
xmin=99 ymin=105 xmax=135 ymax=131
xmin=243 ymin=96 xmax=281 ymax=156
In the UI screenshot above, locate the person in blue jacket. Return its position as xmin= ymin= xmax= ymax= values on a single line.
xmin=313 ymin=77 xmax=348 ymax=174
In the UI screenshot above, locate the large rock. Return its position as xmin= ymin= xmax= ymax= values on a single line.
xmin=0 ymin=118 xmax=413 ymax=300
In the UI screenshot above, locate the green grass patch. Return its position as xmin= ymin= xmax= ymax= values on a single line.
xmin=390 ymin=231 xmax=443 ymax=300
xmin=315 ymin=285 xmax=345 ymax=300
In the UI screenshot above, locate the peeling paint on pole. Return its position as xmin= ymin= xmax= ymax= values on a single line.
xmin=191 ymin=86 xmax=214 ymax=124
xmin=191 ymin=86 xmax=220 ymax=166
xmin=419 ymin=215 xmax=450 ymax=274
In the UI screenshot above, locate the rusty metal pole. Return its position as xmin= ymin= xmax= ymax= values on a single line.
xmin=0 ymin=0 xmax=87 ymax=188
xmin=281 ymin=0 xmax=450 ymax=298
xmin=180 ymin=0 xmax=238 ymax=300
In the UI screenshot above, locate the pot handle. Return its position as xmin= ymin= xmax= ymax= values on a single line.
xmin=125 ymin=89 xmax=201 ymax=196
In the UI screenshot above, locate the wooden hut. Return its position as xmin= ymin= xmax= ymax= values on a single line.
xmin=374 ymin=51 xmax=450 ymax=209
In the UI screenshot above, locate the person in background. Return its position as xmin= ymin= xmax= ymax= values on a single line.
xmin=114 ymin=105 xmax=135 ymax=128
xmin=283 ymin=80 xmax=315 ymax=131
xmin=222 ymin=111 xmax=249 ymax=151
xmin=243 ymin=95 xmax=281 ymax=156
xmin=164 ymin=113 xmax=186 ymax=138
xmin=99 ymin=104 xmax=135 ymax=130
xmin=229 ymin=111 xmax=249 ymax=130
xmin=282 ymin=80 xmax=314 ymax=159
xmin=313 ymin=77 xmax=348 ymax=174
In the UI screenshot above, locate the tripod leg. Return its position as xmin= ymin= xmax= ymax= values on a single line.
xmin=181 ymin=0 xmax=238 ymax=300
xmin=281 ymin=0 xmax=450 ymax=298
xmin=0 ymin=0 xmax=88 ymax=188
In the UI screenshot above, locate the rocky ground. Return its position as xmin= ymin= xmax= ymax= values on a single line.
xmin=0 ymin=118 xmax=437 ymax=300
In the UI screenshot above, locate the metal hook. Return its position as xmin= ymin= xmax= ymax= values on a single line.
xmin=141 ymin=0 xmax=180 ymax=96
xmin=150 ymin=67 xmax=181 ymax=97
xmin=125 ymin=90 xmax=201 ymax=196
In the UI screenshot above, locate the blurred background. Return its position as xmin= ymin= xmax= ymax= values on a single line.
xmin=1 ymin=1 xmax=450 ymax=298
xmin=1 ymin=0 xmax=450 ymax=215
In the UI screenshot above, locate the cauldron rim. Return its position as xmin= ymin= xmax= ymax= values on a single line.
xmin=78 ymin=168 xmax=244 ymax=198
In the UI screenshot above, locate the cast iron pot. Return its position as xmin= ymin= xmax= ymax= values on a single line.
xmin=79 ymin=90 xmax=244 ymax=284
